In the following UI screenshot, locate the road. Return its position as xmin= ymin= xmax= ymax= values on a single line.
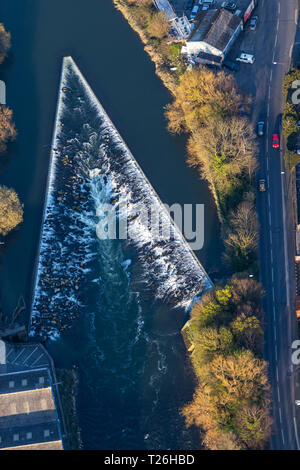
xmin=227 ymin=0 xmax=300 ymax=449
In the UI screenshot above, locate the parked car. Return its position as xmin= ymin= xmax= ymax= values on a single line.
xmin=257 ymin=121 xmax=264 ymax=136
xmin=249 ymin=15 xmax=258 ymax=30
xmin=199 ymin=0 xmax=214 ymax=4
xmin=259 ymin=179 xmax=267 ymax=192
xmin=221 ymin=1 xmax=236 ymax=11
xmin=296 ymin=130 xmax=300 ymax=154
xmin=297 ymin=120 xmax=300 ymax=129
xmin=223 ymin=60 xmax=240 ymax=72
xmin=272 ymin=134 xmax=280 ymax=149
xmin=201 ymin=3 xmax=210 ymax=10
xmin=236 ymin=53 xmax=255 ymax=64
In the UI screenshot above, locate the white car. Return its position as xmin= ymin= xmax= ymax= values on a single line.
xmin=236 ymin=53 xmax=255 ymax=64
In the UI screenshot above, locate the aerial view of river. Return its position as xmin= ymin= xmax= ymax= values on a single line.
xmin=0 ymin=0 xmax=221 ymax=449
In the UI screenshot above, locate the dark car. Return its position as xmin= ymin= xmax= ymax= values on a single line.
xmin=186 ymin=0 xmax=194 ymax=10
xmin=257 ymin=121 xmax=264 ymax=136
xmin=221 ymin=1 xmax=236 ymax=11
xmin=259 ymin=179 xmax=267 ymax=192
xmin=223 ymin=60 xmax=240 ymax=72
xmin=249 ymin=16 xmax=258 ymax=30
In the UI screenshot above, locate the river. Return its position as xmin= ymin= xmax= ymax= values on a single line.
xmin=0 ymin=0 xmax=221 ymax=449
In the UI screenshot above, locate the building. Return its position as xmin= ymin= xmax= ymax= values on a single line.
xmin=0 ymin=340 xmax=64 ymax=450
xmin=182 ymin=8 xmax=242 ymax=64
xmin=153 ymin=0 xmax=192 ymax=39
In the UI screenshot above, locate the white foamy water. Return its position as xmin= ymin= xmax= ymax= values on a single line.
xmin=29 ymin=56 xmax=213 ymax=338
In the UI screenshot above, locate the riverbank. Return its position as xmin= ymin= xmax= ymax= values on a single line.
xmin=112 ymin=0 xmax=177 ymax=94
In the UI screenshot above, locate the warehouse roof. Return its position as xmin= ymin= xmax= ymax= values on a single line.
xmin=0 ymin=340 xmax=64 ymax=450
xmin=189 ymin=8 xmax=241 ymax=51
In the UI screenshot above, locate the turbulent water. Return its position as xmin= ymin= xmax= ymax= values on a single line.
xmin=29 ymin=57 xmax=212 ymax=339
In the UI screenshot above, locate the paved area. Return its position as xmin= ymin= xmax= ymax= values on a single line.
xmin=225 ymin=0 xmax=300 ymax=450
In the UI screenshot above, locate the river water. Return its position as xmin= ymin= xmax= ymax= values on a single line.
xmin=0 ymin=0 xmax=221 ymax=449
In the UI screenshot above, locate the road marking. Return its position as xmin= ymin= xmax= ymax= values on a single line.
xmin=275 ymin=345 xmax=278 ymax=361
xmin=289 ymin=44 xmax=293 ymax=58
xmin=282 ymin=429 xmax=285 ymax=445
xmin=273 ymin=304 xmax=276 ymax=322
xmin=278 ymin=2 xmax=280 ymax=14
xmin=274 ymin=325 xmax=277 ymax=341
xmin=294 ymin=417 xmax=300 ymax=450
xmin=271 ymin=267 xmax=274 ymax=283
xmin=279 ymin=407 xmax=282 ymax=423
xmin=276 ymin=366 xmax=279 ymax=382
xmin=270 ymin=69 xmax=273 ymax=82
xmin=278 ymin=385 xmax=281 ymax=402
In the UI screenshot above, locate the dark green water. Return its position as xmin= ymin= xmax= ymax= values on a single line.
xmin=0 ymin=0 xmax=221 ymax=449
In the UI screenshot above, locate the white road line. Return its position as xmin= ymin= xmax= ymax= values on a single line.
xmin=270 ymin=69 xmax=273 ymax=82
xmin=278 ymin=2 xmax=280 ymax=14
xmin=273 ymin=304 xmax=276 ymax=321
xmin=294 ymin=417 xmax=300 ymax=450
xmin=276 ymin=366 xmax=279 ymax=382
xmin=279 ymin=407 xmax=282 ymax=423
xmin=282 ymin=429 xmax=285 ymax=445
xmin=275 ymin=346 xmax=278 ymax=361
xmin=278 ymin=385 xmax=281 ymax=402
xmin=274 ymin=325 xmax=277 ymax=341
xmin=271 ymin=267 xmax=274 ymax=283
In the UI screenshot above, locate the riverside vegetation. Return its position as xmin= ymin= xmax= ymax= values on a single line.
xmin=114 ymin=1 xmax=272 ymax=449
xmin=0 ymin=23 xmax=22 ymax=239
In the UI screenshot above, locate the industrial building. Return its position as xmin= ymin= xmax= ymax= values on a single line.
xmin=182 ymin=8 xmax=242 ymax=64
xmin=153 ymin=0 xmax=192 ymax=38
xmin=0 ymin=340 xmax=64 ymax=450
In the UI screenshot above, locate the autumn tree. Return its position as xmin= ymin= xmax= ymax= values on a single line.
xmin=224 ymin=200 xmax=259 ymax=271
xmin=0 ymin=185 xmax=23 ymax=236
xmin=0 ymin=23 xmax=10 ymax=65
xmin=147 ymin=11 xmax=170 ymax=39
xmin=235 ymin=404 xmax=273 ymax=450
xmin=0 ymin=106 xmax=17 ymax=153
xmin=165 ymin=67 xmax=242 ymax=132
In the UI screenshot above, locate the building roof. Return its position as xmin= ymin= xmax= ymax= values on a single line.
xmin=0 ymin=341 xmax=64 ymax=450
xmin=188 ymin=8 xmax=241 ymax=52
xmin=153 ymin=0 xmax=177 ymax=20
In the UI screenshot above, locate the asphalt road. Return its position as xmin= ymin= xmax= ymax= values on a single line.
xmin=227 ymin=0 xmax=300 ymax=449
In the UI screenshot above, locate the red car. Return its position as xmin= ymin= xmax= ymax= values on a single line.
xmin=272 ymin=134 xmax=280 ymax=149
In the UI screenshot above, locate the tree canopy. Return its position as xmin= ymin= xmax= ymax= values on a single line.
xmin=0 ymin=185 xmax=23 ymax=236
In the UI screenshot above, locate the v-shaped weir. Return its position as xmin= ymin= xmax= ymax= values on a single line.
xmin=29 ymin=56 xmax=213 ymax=339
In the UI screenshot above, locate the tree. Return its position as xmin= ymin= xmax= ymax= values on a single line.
xmin=231 ymin=314 xmax=262 ymax=353
xmin=206 ymin=351 xmax=269 ymax=404
xmin=165 ymin=68 xmax=242 ymax=132
xmin=235 ymin=404 xmax=273 ymax=449
xmin=224 ymin=200 xmax=258 ymax=271
xmin=0 ymin=23 xmax=10 ymax=65
xmin=0 ymin=185 xmax=23 ymax=236
xmin=192 ymin=326 xmax=234 ymax=369
xmin=147 ymin=12 xmax=170 ymax=39
xmin=0 ymin=106 xmax=17 ymax=153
